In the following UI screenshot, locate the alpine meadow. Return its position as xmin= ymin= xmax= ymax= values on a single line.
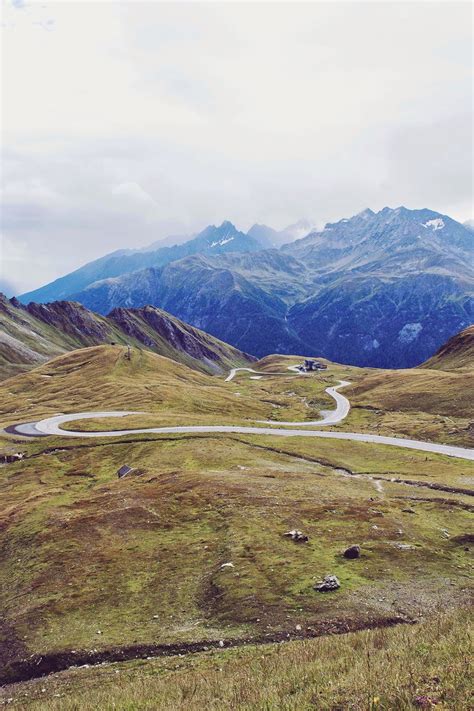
xmin=1 ymin=2 xmax=473 ymax=710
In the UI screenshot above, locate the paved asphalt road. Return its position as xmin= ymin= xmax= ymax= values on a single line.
xmin=5 ymin=368 xmax=474 ymax=461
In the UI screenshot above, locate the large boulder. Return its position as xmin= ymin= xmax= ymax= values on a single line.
xmin=343 ymin=544 xmax=361 ymax=559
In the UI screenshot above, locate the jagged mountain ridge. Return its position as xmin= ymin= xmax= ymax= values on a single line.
xmin=18 ymin=206 xmax=474 ymax=367
xmin=283 ymin=207 xmax=472 ymax=279
xmin=19 ymin=219 xmax=313 ymax=305
xmin=0 ymin=294 xmax=255 ymax=380
xmin=19 ymin=221 xmax=263 ymax=305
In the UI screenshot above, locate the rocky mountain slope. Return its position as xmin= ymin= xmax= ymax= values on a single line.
xmin=18 ymin=207 xmax=474 ymax=367
xmin=0 ymin=294 xmax=255 ymax=380
xmin=287 ymin=273 xmax=472 ymax=368
xmin=19 ymin=221 xmax=262 ymax=304
xmin=69 ymin=254 xmax=312 ymax=355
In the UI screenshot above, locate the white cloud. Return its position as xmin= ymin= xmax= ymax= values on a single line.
xmin=111 ymin=182 xmax=157 ymax=205
xmin=1 ymin=0 xmax=472 ymax=293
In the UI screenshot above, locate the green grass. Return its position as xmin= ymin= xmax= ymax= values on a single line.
xmin=2 ymin=608 xmax=472 ymax=710
xmin=0 ymin=345 xmax=472 ymax=707
xmin=0 ymin=431 xmax=471 ymax=664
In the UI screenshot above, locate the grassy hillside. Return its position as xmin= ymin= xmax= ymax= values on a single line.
xmin=0 ymin=339 xmax=472 ymax=705
xmin=2 ymin=608 xmax=471 ymax=710
xmin=422 ymin=324 xmax=474 ymax=371
xmin=0 ymin=295 xmax=255 ymax=380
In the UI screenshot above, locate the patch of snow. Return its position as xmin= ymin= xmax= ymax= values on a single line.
xmin=398 ymin=322 xmax=423 ymax=344
xmin=210 ymin=236 xmax=235 ymax=248
xmin=422 ymin=218 xmax=444 ymax=231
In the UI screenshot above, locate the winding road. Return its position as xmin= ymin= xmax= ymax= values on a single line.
xmin=10 ymin=370 xmax=474 ymax=461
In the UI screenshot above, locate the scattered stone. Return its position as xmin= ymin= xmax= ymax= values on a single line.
xmin=0 ymin=452 xmax=24 ymax=464
xmin=295 ymin=624 xmax=302 ymax=631
xmin=218 ymin=640 xmax=224 ymax=647
xmin=394 ymin=543 xmax=415 ymax=550
xmin=283 ymin=529 xmax=309 ymax=543
xmin=343 ymin=544 xmax=361 ymax=559
xmin=220 ymin=562 xmax=234 ymax=569
xmin=402 ymin=508 xmax=416 ymax=514
xmin=314 ymin=574 xmax=340 ymax=592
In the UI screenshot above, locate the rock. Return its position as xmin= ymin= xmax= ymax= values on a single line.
xmin=402 ymin=508 xmax=416 ymax=514
xmin=220 ymin=562 xmax=234 ymax=569
xmin=314 ymin=574 xmax=340 ymax=592
xmin=283 ymin=529 xmax=309 ymax=543
xmin=1 ymin=452 xmax=24 ymax=464
xmin=343 ymin=544 xmax=361 ymax=559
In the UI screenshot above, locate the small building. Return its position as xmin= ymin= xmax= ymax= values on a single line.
xmin=303 ymin=359 xmax=328 ymax=372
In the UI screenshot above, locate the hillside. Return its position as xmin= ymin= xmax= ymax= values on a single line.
xmin=0 ymin=345 xmax=264 ymax=427
xmin=28 ymin=206 xmax=473 ymax=367
xmin=0 ymin=294 xmax=255 ymax=380
xmin=421 ymin=324 xmax=474 ymax=371
xmin=0 ymin=344 xmax=472 ymax=697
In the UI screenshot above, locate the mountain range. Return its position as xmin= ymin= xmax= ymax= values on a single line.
xmin=0 ymin=294 xmax=255 ymax=380
xmin=18 ymin=207 xmax=473 ymax=367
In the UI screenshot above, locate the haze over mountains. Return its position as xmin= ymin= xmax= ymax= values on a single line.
xmin=19 ymin=207 xmax=473 ymax=368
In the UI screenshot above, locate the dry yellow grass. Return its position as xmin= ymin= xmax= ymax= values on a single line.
xmin=2 ymin=608 xmax=472 ymax=710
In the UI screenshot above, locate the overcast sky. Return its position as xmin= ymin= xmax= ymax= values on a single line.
xmin=1 ymin=0 xmax=472 ymax=294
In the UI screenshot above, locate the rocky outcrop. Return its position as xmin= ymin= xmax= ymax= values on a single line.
xmin=26 ymin=300 xmax=112 ymax=343
xmin=314 ymin=575 xmax=340 ymax=592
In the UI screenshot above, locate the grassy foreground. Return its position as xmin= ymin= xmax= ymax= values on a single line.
xmin=0 ymin=344 xmax=472 ymax=708
xmin=1 ymin=608 xmax=472 ymax=710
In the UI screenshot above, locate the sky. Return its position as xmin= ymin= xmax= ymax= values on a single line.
xmin=1 ymin=0 xmax=472 ymax=295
